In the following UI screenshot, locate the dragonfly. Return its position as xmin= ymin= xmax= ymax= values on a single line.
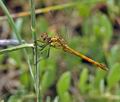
xmin=37 ymin=33 xmax=108 ymax=71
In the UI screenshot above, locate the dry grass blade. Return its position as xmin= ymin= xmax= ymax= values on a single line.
xmin=0 ymin=2 xmax=76 ymax=21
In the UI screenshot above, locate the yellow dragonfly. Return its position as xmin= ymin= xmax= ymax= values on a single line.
xmin=37 ymin=33 xmax=108 ymax=71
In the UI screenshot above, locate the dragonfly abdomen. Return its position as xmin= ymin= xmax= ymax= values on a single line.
xmin=63 ymin=45 xmax=108 ymax=71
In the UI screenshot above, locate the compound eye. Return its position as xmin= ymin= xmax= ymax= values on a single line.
xmin=41 ymin=35 xmax=43 ymax=38
xmin=43 ymin=38 xmax=46 ymax=41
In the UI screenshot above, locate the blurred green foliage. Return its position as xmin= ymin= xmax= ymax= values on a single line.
xmin=57 ymin=71 xmax=71 ymax=102
xmin=0 ymin=0 xmax=120 ymax=102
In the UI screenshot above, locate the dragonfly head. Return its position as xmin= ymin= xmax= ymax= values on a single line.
xmin=40 ymin=33 xmax=51 ymax=44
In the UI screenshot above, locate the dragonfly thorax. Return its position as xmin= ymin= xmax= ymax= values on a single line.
xmin=50 ymin=37 xmax=63 ymax=48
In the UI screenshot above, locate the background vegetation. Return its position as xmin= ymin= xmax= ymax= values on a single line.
xmin=0 ymin=0 xmax=120 ymax=102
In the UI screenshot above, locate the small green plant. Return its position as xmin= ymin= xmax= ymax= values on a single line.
xmin=0 ymin=0 xmax=120 ymax=102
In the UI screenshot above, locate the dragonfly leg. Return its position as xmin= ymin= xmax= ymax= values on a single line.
xmin=33 ymin=44 xmax=47 ymax=64
xmin=36 ymin=57 xmax=42 ymax=63
xmin=46 ymin=45 xmax=50 ymax=58
xmin=36 ymin=45 xmax=50 ymax=63
xmin=38 ymin=44 xmax=48 ymax=51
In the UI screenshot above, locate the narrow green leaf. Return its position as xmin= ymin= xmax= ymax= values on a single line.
xmin=93 ymin=70 xmax=106 ymax=89
xmin=41 ymin=65 xmax=56 ymax=94
xmin=57 ymin=71 xmax=71 ymax=96
xmin=78 ymin=68 xmax=89 ymax=93
xmin=92 ymin=13 xmax=112 ymax=48
xmin=108 ymin=45 xmax=120 ymax=67
xmin=107 ymin=63 xmax=120 ymax=89
xmin=60 ymin=92 xmax=72 ymax=102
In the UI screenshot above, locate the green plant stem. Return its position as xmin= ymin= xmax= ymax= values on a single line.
xmin=0 ymin=43 xmax=34 ymax=54
xmin=88 ymin=93 xmax=120 ymax=100
xmin=0 ymin=1 xmax=21 ymax=42
xmin=0 ymin=0 xmax=35 ymax=84
xmin=29 ymin=0 xmax=40 ymax=102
